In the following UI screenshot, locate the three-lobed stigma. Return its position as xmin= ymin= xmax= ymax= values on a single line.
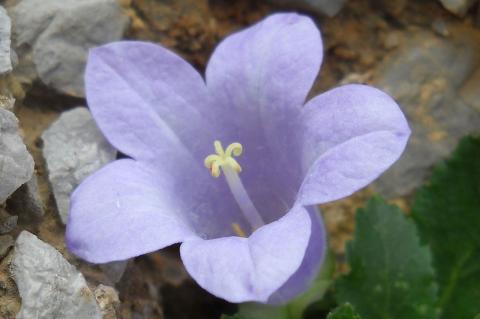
xmin=204 ymin=141 xmax=243 ymax=177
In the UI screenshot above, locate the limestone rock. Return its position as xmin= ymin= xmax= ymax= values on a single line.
xmin=11 ymin=231 xmax=102 ymax=319
xmin=373 ymin=29 xmax=480 ymax=197
xmin=0 ymin=6 xmax=12 ymax=74
xmin=42 ymin=107 xmax=116 ymax=223
xmin=0 ymin=108 xmax=34 ymax=203
xmin=9 ymin=0 xmax=129 ymax=96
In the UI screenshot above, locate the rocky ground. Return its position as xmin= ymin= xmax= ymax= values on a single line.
xmin=0 ymin=0 xmax=479 ymax=318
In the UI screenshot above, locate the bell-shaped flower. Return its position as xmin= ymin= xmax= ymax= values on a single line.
xmin=65 ymin=13 xmax=410 ymax=303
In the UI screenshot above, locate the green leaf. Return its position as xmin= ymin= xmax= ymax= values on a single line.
xmin=412 ymin=136 xmax=480 ymax=319
xmin=326 ymin=304 xmax=362 ymax=319
xmin=335 ymin=197 xmax=438 ymax=319
xmin=222 ymin=250 xmax=335 ymax=319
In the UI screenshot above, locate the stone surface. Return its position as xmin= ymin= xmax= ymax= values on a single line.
xmin=7 ymin=174 xmax=44 ymax=218
xmin=11 ymin=231 xmax=102 ymax=319
xmin=0 ymin=108 xmax=34 ymax=203
xmin=438 ymin=0 xmax=478 ymax=16
xmin=10 ymin=0 xmax=129 ymax=97
xmin=0 ymin=6 xmax=12 ymax=74
xmin=267 ymin=0 xmax=345 ymax=17
xmin=42 ymin=107 xmax=116 ymax=223
xmin=373 ymin=29 xmax=480 ymax=198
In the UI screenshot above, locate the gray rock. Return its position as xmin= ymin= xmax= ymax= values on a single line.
xmin=0 ymin=6 xmax=12 ymax=74
xmin=0 ymin=108 xmax=34 ymax=203
xmin=373 ymin=29 xmax=480 ymax=197
xmin=439 ymin=0 xmax=478 ymax=16
xmin=11 ymin=231 xmax=102 ymax=319
xmin=7 ymin=174 xmax=45 ymax=218
xmin=42 ymin=107 xmax=116 ymax=223
xmin=10 ymin=0 xmax=129 ymax=97
xmin=267 ymin=0 xmax=346 ymax=17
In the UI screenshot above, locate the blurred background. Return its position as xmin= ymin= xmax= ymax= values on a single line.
xmin=0 ymin=0 xmax=479 ymax=318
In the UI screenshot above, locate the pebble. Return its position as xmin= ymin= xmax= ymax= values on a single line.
xmin=0 ymin=108 xmax=34 ymax=203
xmin=9 ymin=0 xmax=129 ymax=97
xmin=11 ymin=231 xmax=102 ymax=319
xmin=0 ymin=6 xmax=12 ymax=74
xmin=373 ymin=29 xmax=480 ymax=197
xmin=41 ymin=107 xmax=116 ymax=223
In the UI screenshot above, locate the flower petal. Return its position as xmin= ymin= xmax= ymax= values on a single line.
xmin=267 ymin=207 xmax=326 ymax=304
xmin=85 ymin=41 xmax=216 ymax=166
xmin=298 ymin=84 xmax=410 ymax=205
xmin=66 ymin=159 xmax=196 ymax=263
xmin=206 ymin=13 xmax=322 ymax=117
xmin=180 ymin=205 xmax=313 ymax=303
xmin=204 ymin=13 xmax=323 ymax=221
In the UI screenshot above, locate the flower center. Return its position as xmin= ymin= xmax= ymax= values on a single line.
xmin=204 ymin=141 xmax=265 ymax=236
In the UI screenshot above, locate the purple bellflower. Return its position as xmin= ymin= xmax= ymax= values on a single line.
xmin=66 ymin=13 xmax=410 ymax=304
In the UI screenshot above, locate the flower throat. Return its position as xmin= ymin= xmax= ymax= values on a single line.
xmin=204 ymin=141 xmax=264 ymax=236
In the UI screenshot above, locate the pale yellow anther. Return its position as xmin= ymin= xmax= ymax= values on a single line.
xmin=231 ymin=223 xmax=247 ymax=237
xmin=204 ymin=140 xmax=243 ymax=178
